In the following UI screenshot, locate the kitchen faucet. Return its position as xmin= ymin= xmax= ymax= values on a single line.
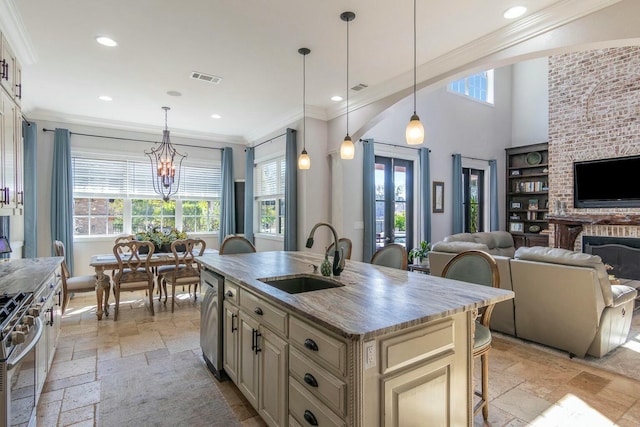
xmin=305 ymin=222 xmax=345 ymax=276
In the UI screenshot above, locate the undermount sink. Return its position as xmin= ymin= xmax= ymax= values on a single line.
xmin=258 ymin=274 xmax=344 ymax=294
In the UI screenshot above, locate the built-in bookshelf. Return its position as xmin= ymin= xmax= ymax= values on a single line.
xmin=505 ymin=142 xmax=549 ymax=248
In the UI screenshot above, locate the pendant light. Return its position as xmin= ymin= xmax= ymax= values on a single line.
xmin=298 ymin=47 xmax=311 ymax=170
xmin=405 ymin=0 xmax=424 ymax=145
xmin=339 ymin=11 xmax=356 ymax=160
xmin=145 ymin=107 xmax=187 ymax=201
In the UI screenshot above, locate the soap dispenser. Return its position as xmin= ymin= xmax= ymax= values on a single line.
xmin=320 ymin=253 xmax=332 ymax=277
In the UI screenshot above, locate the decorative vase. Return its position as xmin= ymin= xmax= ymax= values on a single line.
xmin=320 ymin=255 xmax=332 ymax=277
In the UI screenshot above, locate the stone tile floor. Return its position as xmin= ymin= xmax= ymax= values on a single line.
xmin=36 ymin=290 xmax=640 ymax=426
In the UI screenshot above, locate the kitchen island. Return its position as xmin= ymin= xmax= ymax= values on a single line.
xmin=197 ymin=251 xmax=513 ymax=427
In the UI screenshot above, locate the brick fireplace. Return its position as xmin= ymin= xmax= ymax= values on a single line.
xmin=548 ymin=47 xmax=640 ymax=249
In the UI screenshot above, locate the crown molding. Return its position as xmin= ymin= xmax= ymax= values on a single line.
xmin=26 ymin=108 xmax=248 ymax=145
xmin=245 ymin=104 xmax=327 ymax=143
xmin=325 ymin=0 xmax=622 ymax=121
xmin=0 ymin=0 xmax=38 ymax=65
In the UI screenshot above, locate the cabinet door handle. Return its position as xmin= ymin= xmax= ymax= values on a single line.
xmin=304 ymin=338 xmax=318 ymax=352
xmin=231 ymin=313 xmax=237 ymax=332
xmin=303 ymin=410 xmax=318 ymax=426
xmin=251 ymin=329 xmax=256 ymax=351
xmin=303 ymin=373 xmax=318 ymax=388
xmin=2 ymin=61 xmax=8 ymax=81
xmin=0 ymin=60 xmax=5 ymax=79
xmin=15 ymin=83 xmax=21 ymax=99
xmin=254 ymin=307 xmax=263 ymax=316
xmin=225 ymin=290 xmax=233 ymax=298
xmin=254 ymin=331 xmax=261 ymax=354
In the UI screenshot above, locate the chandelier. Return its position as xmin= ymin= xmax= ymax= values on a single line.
xmin=145 ymin=107 xmax=186 ymax=201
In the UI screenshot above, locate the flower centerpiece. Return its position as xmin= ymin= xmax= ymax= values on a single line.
xmin=135 ymin=226 xmax=188 ymax=253
xmin=408 ymin=240 xmax=431 ymax=265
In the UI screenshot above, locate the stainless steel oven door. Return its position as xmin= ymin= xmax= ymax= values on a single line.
xmin=4 ymin=317 xmax=43 ymax=427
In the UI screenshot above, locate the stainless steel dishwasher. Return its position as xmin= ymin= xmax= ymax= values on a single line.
xmin=200 ymin=268 xmax=226 ymax=381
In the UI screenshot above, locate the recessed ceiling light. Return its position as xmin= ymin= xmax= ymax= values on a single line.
xmin=211 ymin=114 xmax=222 ymax=119
xmin=503 ymin=6 xmax=527 ymax=19
xmin=96 ymin=36 xmax=118 ymax=47
xmin=166 ymin=90 xmax=182 ymax=97
xmin=98 ymin=95 xmax=112 ymax=101
xmin=331 ymin=95 xmax=343 ymax=102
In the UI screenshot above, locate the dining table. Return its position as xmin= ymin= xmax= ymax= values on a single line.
xmin=89 ymin=249 xmax=218 ymax=320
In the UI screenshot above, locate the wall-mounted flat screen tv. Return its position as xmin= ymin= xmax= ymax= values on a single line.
xmin=573 ymin=155 xmax=640 ymax=208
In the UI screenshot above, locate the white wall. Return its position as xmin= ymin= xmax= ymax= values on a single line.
xmin=34 ymin=119 xmax=241 ymax=275
xmin=511 ymin=58 xmax=549 ymax=147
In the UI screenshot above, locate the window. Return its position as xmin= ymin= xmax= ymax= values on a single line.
xmin=73 ymin=198 xmax=124 ymax=235
xmin=72 ymin=155 xmax=221 ymax=236
xmin=448 ymin=70 xmax=494 ymax=104
xmin=131 ymin=199 xmax=176 ymax=232
xmin=255 ymin=156 xmax=285 ymax=235
xmin=182 ymin=200 xmax=220 ymax=233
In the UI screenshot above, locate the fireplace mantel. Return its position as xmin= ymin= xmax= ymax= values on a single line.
xmin=547 ymin=214 xmax=640 ymax=249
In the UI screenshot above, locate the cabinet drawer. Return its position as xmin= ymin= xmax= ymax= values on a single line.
xmin=224 ymin=281 xmax=239 ymax=305
xmin=290 ymin=317 xmax=346 ymax=377
xmin=380 ymin=318 xmax=454 ymax=375
xmin=289 ymin=377 xmax=345 ymax=427
xmin=239 ymin=288 xmax=288 ymax=336
xmin=289 ymin=347 xmax=346 ymax=417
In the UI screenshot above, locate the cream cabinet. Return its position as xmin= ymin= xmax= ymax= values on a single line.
xmin=220 ymin=276 xmax=473 ymax=427
xmin=223 ymin=301 xmax=239 ymax=383
xmin=0 ymin=36 xmax=24 ymax=215
xmin=0 ymin=33 xmax=17 ymax=98
xmin=226 ymin=281 xmax=288 ymax=427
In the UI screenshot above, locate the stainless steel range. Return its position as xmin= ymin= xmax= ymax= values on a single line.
xmin=0 ymin=291 xmax=42 ymax=427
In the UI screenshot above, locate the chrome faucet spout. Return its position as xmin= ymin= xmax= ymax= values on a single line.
xmin=305 ymin=222 xmax=345 ymax=276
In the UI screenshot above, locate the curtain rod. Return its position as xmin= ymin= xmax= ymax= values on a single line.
xmin=42 ymin=128 xmax=221 ymax=151
xmin=246 ymin=131 xmax=288 ymax=152
xmin=359 ymin=139 xmax=430 ymax=152
xmin=22 ymin=114 xmax=33 ymax=126
xmin=453 ymin=154 xmax=492 ymax=162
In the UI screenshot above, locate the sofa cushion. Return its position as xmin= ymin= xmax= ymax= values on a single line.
xmin=441 ymin=231 xmax=515 ymax=257
xmin=431 ymin=241 xmax=490 ymax=253
xmin=514 ymin=246 xmax=614 ymax=306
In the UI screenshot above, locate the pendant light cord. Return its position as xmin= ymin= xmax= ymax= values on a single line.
xmin=413 ymin=0 xmax=417 ymax=115
xmin=303 ymin=52 xmax=306 ymax=149
xmin=346 ymin=16 xmax=350 ymax=136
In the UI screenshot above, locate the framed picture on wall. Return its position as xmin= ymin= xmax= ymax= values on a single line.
xmin=509 ymin=222 xmax=524 ymax=233
xmin=433 ymin=181 xmax=444 ymax=213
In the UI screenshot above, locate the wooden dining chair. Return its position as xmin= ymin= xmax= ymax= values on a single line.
xmin=442 ymin=249 xmax=500 ymax=420
xmin=219 ymin=235 xmax=256 ymax=254
xmin=326 ymin=237 xmax=353 ymax=260
xmin=112 ymin=240 xmax=155 ymax=321
xmin=53 ymin=240 xmax=97 ymax=315
xmin=370 ymin=243 xmax=408 ymax=270
xmin=159 ymin=239 xmax=206 ymax=312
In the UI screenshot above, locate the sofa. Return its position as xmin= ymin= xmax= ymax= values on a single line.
xmin=429 ymin=232 xmax=638 ymax=357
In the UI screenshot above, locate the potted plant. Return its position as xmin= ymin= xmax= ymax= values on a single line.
xmin=409 ymin=241 xmax=431 ymax=265
xmin=135 ymin=226 xmax=188 ymax=253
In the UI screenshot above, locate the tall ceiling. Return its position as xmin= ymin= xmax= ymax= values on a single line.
xmin=4 ymin=0 xmax=617 ymax=143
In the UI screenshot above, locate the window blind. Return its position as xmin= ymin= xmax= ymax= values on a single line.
xmin=72 ymin=156 xmax=221 ymax=199
xmin=255 ymin=157 xmax=285 ymax=197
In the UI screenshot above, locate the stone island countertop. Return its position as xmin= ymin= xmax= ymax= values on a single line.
xmin=197 ymin=251 xmax=513 ymax=340
xmin=0 ymin=257 xmax=63 ymax=295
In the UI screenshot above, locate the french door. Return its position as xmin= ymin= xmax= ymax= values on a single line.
xmin=462 ymin=168 xmax=484 ymax=233
xmin=374 ymin=156 xmax=414 ymax=251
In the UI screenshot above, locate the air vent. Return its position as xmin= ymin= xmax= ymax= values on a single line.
xmin=351 ymin=83 xmax=368 ymax=91
xmin=190 ymin=71 xmax=223 ymax=85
